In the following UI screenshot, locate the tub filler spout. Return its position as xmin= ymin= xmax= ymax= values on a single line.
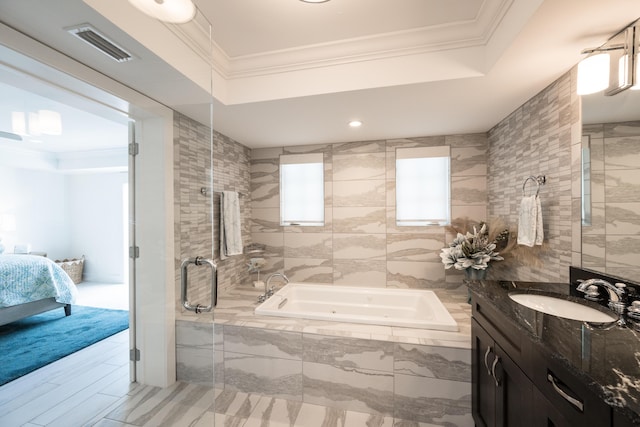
xmin=258 ymin=272 xmax=289 ymax=303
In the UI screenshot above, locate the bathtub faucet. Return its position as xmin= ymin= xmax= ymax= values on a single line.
xmin=258 ymin=272 xmax=289 ymax=303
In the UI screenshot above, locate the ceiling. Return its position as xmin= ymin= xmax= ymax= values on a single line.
xmin=0 ymin=0 xmax=639 ymax=150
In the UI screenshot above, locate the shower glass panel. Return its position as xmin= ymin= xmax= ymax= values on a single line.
xmin=169 ymin=6 xmax=217 ymax=420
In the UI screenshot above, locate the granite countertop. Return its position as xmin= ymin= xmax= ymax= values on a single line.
xmin=467 ymin=279 xmax=640 ymax=423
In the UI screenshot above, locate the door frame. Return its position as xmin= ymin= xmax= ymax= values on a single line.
xmin=0 ymin=22 xmax=177 ymax=388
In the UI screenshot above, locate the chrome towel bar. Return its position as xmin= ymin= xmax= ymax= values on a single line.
xmin=181 ymin=256 xmax=217 ymax=313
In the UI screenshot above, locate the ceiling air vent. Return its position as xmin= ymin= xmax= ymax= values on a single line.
xmin=67 ymin=24 xmax=134 ymax=63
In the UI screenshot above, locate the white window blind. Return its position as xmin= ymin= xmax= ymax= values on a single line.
xmin=280 ymin=153 xmax=324 ymax=226
xmin=396 ymin=146 xmax=450 ymax=226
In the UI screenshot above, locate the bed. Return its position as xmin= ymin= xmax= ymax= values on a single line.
xmin=0 ymin=254 xmax=78 ymax=326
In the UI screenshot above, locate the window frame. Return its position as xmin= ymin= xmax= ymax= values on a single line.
xmin=395 ymin=146 xmax=451 ymax=227
xmin=279 ymin=152 xmax=325 ymax=227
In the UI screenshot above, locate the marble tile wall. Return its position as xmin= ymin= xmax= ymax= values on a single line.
xmin=582 ymin=120 xmax=640 ymax=279
xmin=173 ymin=112 xmax=252 ymax=315
xmin=487 ymin=69 xmax=582 ymax=283
xmin=251 ymin=135 xmax=488 ymax=289
xmin=176 ymin=320 xmax=472 ymax=425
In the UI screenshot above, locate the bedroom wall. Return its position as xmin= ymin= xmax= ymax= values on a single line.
xmin=0 ymin=166 xmax=69 ymax=259
xmin=0 ymin=160 xmax=127 ymax=283
xmin=66 ymin=172 xmax=128 ymax=283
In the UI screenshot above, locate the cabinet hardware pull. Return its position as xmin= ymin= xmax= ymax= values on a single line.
xmin=491 ymin=355 xmax=501 ymax=387
xmin=484 ymin=346 xmax=493 ymax=375
xmin=547 ymin=373 xmax=584 ymax=412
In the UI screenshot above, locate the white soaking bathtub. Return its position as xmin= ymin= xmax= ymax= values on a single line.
xmin=254 ymin=283 xmax=458 ymax=331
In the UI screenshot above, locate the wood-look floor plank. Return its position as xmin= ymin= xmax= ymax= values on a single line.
xmin=31 ymin=364 xmax=131 ymax=425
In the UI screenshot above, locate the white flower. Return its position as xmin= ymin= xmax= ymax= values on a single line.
xmin=440 ymin=222 xmax=504 ymax=271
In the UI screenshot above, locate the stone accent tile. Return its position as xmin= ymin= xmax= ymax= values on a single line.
xmin=284 ymin=144 xmax=332 ymax=155
xmin=487 ymin=71 xmax=578 ymax=284
xmin=606 ymin=169 xmax=640 ymax=203
xmin=333 ymin=233 xmax=386 ymax=260
xmin=393 ymin=374 xmax=472 ymax=424
xmin=451 ymin=176 xmax=487 ymax=205
xmin=251 ymin=147 xmax=283 ymax=160
xmin=394 ymin=344 xmax=471 ymax=382
xmin=284 ymin=233 xmax=332 ymax=259
xmin=387 ymin=261 xmax=445 ymax=289
xmin=251 ymin=182 xmax=279 ymax=208
xmin=224 ymin=352 xmax=303 ymax=401
xmin=333 ymin=207 xmax=386 ymax=234
xmin=387 ymin=233 xmax=443 ymax=262
xmin=284 ymin=258 xmax=333 ymax=283
xmin=251 ymin=208 xmax=281 ymax=233
xmin=445 ymin=133 xmax=488 ymax=148
xmin=303 ymin=334 xmax=395 ymax=372
xmin=303 ymin=362 xmax=394 ymax=416
xmin=250 ymin=158 xmax=278 ymax=184
xmin=332 ymin=140 xmax=386 ymax=154
xmin=333 ymin=260 xmax=387 ymax=286
xmin=175 ymin=112 xmax=251 ymax=300
xmin=604 ymin=120 xmax=640 ymax=138
xmin=224 ymin=325 xmax=303 ymax=360
xmin=606 ymin=235 xmax=640 ymax=269
xmin=451 ymin=146 xmax=487 ymax=176
xmin=333 ymin=153 xmax=386 ymax=181
xmin=605 ymin=203 xmax=640 ymax=235
xmin=451 ymin=206 xmax=487 ymax=222
xmin=333 ymin=180 xmax=386 ymax=207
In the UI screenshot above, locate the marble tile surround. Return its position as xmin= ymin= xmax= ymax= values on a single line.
xmin=582 ymin=120 xmax=640 ymax=280
xmin=176 ymin=286 xmax=472 ymax=425
xmin=251 ymin=135 xmax=488 ymax=290
xmin=487 ymin=68 xmax=581 ymax=284
xmin=173 ymin=112 xmax=252 ymax=315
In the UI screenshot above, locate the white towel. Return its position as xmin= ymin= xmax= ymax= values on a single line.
xmin=220 ymin=191 xmax=243 ymax=259
xmin=517 ymin=195 xmax=544 ymax=247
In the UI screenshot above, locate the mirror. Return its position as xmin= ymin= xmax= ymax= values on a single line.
xmin=581 ymin=86 xmax=640 ymax=281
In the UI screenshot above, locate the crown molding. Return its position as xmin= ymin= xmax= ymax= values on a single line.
xmin=165 ymin=0 xmax=514 ymax=80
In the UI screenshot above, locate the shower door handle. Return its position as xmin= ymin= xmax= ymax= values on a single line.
xmin=181 ymin=257 xmax=217 ymax=313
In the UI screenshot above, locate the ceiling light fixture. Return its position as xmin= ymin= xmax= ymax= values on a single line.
xmin=11 ymin=110 xmax=62 ymax=137
xmin=300 ymin=0 xmax=331 ymax=3
xmin=577 ymin=53 xmax=610 ymax=95
xmin=128 ymin=0 xmax=196 ymax=24
xmin=577 ymin=18 xmax=639 ymax=96
xmin=349 ymin=120 xmax=362 ymax=128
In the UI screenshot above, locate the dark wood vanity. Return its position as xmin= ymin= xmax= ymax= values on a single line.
xmin=469 ymin=269 xmax=640 ymax=427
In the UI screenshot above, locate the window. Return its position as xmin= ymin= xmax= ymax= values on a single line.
xmin=280 ymin=153 xmax=324 ymax=226
xmin=396 ymin=146 xmax=450 ymax=226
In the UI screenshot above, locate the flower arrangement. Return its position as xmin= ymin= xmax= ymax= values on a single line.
xmin=440 ymin=219 xmax=511 ymax=271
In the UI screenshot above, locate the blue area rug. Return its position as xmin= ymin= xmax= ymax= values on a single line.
xmin=0 ymin=306 xmax=129 ymax=386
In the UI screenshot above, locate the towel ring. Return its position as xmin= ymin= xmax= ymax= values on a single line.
xmin=522 ymin=175 xmax=546 ymax=197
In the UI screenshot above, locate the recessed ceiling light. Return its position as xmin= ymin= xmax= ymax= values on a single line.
xmin=349 ymin=120 xmax=362 ymax=128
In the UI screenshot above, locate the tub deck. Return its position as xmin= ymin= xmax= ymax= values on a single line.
xmin=179 ymin=284 xmax=471 ymax=348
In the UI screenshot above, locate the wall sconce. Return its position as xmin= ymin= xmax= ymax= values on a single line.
xmin=578 ymin=19 xmax=638 ymax=96
xmin=577 ymin=53 xmax=610 ymax=95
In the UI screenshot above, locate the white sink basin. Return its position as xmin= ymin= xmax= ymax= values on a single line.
xmin=509 ymin=293 xmax=617 ymax=323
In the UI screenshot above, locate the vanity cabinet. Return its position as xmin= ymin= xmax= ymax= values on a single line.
xmin=472 ymin=319 xmax=533 ymax=427
xmin=471 ymin=290 xmax=613 ymax=427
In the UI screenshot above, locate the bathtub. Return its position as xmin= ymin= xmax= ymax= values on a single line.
xmin=254 ymin=283 xmax=458 ymax=331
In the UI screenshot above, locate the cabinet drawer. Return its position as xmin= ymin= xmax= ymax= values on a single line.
xmin=531 ymin=346 xmax=611 ymax=427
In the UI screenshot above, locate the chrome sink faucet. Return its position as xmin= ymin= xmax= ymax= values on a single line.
xmin=258 ymin=272 xmax=289 ymax=303
xmin=576 ymin=278 xmax=627 ymax=314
